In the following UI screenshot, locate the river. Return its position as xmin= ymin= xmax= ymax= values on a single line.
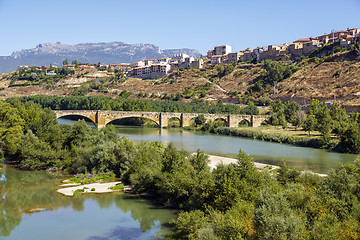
xmin=1 ymin=118 xmax=358 ymax=239
xmin=0 ymin=166 xmax=176 ymax=240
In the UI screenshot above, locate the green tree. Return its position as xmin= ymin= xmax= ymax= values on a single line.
xmin=339 ymin=124 xmax=360 ymax=153
xmin=254 ymin=189 xmax=306 ymax=240
xmin=171 ymin=210 xmax=208 ymax=239
xmin=315 ymin=103 xmax=332 ymax=135
xmin=63 ymin=59 xmax=68 ymax=65
xmin=331 ymin=103 xmax=349 ymax=135
xmin=276 ymin=161 xmax=301 ymax=185
xmin=0 ymin=101 xmax=25 ymax=155
xmin=194 ymin=115 xmax=206 ymax=126
xmin=303 ymin=114 xmax=317 ymax=135
xmin=293 ymin=110 xmax=306 ymax=130
xmin=18 ymin=130 xmax=57 ymax=170
xmin=262 ymin=59 xmax=297 ymax=84
xmin=216 ymin=65 xmax=225 ymax=77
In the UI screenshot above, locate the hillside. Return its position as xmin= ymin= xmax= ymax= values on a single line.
xmin=0 ymin=46 xmax=359 ymax=111
xmin=0 ymin=42 xmax=200 ymax=73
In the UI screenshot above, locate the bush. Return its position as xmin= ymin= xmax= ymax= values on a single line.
xmin=69 ymin=171 xmax=115 ymax=184
xmin=108 ymin=183 xmax=124 ymax=190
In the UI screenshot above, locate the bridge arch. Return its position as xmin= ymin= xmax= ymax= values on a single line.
xmin=238 ymin=119 xmax=250 ymax=127
xmin=106 ymin=116 xmax=160 ymax=127
xmin=54 ymin=110 xmax=97 ymax=126
xmin=212 ymin=118 xmax=227 ymax=127
xmin=57 ymin=114 xmax=96 ymax=126
xmin=101 ymin=112 xmax=160 ymax=128
xmin=167 ymin=117 xmax=181 ymax=128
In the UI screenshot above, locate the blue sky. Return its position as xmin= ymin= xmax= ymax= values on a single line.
xmin=0 ymin=0 xmax=359 ymax=56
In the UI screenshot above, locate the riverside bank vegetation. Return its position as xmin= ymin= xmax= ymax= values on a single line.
xmin=2 ymin=99 xmax=360 ymax=239
xmin=187 ymin=98 xmax=360 ymax=154
xmin=5 ymin=94 xmax=360 ymax=154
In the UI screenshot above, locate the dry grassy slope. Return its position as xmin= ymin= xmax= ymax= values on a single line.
xmin=277 ymin=61 xmax=360 ymax=104
xmin=1 ymin=52 xmax=360 ymax=111
xmin=99 ymin=68 xmax=230 ymax=102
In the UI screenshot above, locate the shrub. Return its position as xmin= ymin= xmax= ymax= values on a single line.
xmin=73 ymin=188 xmax=85 ymax=197
xmin=108 ymin=183 xmax=124 ymax=190
xmin=69 ymin=171 xmax=116 ymax=184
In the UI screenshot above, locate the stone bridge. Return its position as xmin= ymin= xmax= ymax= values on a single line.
xmin=54 ymin=110 xmax=272 ymax=129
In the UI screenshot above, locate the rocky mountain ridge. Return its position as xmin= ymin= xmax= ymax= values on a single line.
xmin=0 ymin=42 xmax=201 ymax=73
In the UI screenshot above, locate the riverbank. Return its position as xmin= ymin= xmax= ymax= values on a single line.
xmin=184 ymin=125 xmax=340 ymax=151
xmin=57 ymin=181 xmax=132 ymax=196
xmin=207 ymin=154 xmax=279 ymax=170
xmin=207 ymin=154 xmax=328 ymax=178
xmin=57 ymin=155 xmax=280 ymax=197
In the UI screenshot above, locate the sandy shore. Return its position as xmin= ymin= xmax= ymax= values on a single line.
xmin=58 ymin=154 xmax=326 ymax=197
xmin=207 ymin=154 xmax=328 ymax=177
xmin=207 ymin=154 xmax=279 ymax=171
xmin=57 ymin=181 xmax=130 ymax=196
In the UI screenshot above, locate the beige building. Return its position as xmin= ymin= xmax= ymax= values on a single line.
xmin=227 ymin=52 xmax=244 ymax=63
xmin=171 ymin=58 xmax=203 ymax=71
xmin=130 ymin=62 xmax=171 ymax=79
xmin=211 ymin=55 xmax=223 ymax=64
xmin=109 ymin=64 xmax=130 ymax=71
xmin=258 ymin=44 xmax=289 ymax=61
xmin=207 ymin=50 xmax=215 ymax=59
xmin=190 ymin=58 xmax=204 ymax=69
xmin=62 ymin=65 xmax=75 ymax=70
xmin=288 ymin=42 xmax=303 ymax=57
xmin=130 ymin=61 xmax=145 ymax=67
xmin=302 ymin=40 xmax=322 ymax=54
xmin=241 ymin=50 xmax=257 ymax=62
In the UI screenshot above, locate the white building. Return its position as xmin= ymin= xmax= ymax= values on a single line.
xmin=214 ymin=45 xmax=232 ymax=55
xmin=171 ymin=53 xmax=190 ymax=62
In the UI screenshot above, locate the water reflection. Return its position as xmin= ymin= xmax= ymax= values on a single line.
xmin=0 ymin=166 xmax=175 ymax=239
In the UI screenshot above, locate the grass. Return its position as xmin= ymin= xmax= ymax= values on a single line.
xmin=211 ymin=125 xmax=340 ymax=150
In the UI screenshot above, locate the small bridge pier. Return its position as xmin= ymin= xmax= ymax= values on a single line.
xmin=54 ymin=110 xmax=271 ymax=129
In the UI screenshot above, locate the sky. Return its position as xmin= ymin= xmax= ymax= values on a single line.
xmin=0 ymin=0 xmax=359 ymax=56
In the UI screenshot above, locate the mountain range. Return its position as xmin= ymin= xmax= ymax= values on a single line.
xmin=0 ymin=42 xmax=201 ymax=73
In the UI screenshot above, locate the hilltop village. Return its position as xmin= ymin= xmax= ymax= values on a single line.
xmin=2 ymin=26 xmax=359 ymax=112
xmin=16 ymin=27 xmax=360 ymax=79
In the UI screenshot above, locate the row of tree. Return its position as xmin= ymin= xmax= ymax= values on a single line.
xmin=8 ymin=95 xmax=259 ymax=115
xmin=270 ymin=99 xmax=360 ymax=153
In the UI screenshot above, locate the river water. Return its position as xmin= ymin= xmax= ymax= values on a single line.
xmin=57 ymin=118 xmax=358 ymax=173
xmin=113 ymin=125 xmax=358 ymax=173
xmin=0 ymin=166 xmax=176 ymax=240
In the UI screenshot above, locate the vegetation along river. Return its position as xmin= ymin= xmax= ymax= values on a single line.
xmin=1 ymin=118 xmax=359 ymax=239
xmin=58 ymin=118 xmax=358 ymax=174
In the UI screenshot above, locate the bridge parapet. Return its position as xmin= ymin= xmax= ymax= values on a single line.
xmin=54 ymin=110 xmax=271 ymax=129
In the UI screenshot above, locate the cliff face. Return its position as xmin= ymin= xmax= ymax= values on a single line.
xmin=0 ymin=42 xmax=201 ymax=73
